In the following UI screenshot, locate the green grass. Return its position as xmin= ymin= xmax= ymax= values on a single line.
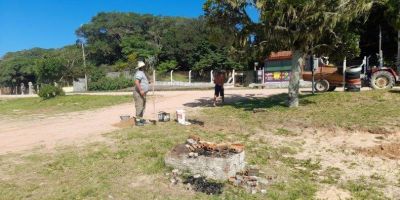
xmin=1 ymin=90 xmax=400 ymax=199
xmin=274 ymin=128 xmax=298 ymax=137
xmin=203 ymin=90 xmax=400 ymax=132
xmin=342 ymin=178 xmax=389 ymax=200
xmin=157 ymin=72 xmax=189 ymax=82
xmin=319 ymin=167 xmax=342 ymax=184
xmin=0 ymin=95 xmax=132 ymax=117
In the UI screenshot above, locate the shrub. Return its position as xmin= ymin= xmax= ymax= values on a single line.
xmin=157 ymin=60 xmax=177 ymax=73
xmin=89 ymin=67 xmax=106 ymax=82
xmin=38 ymin=84 xmax=65 ymax=100
xmin=88 ymin=77 xmax=133 ymax=91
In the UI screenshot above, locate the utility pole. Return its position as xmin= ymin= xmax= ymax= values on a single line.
xmin=311 ymin=55 xmax=315 ymax=95
xmin=397 ymin=28 xmax=400 ymax=71
xmin=81 ymin=43 xmax=88 ymax=91
xmin=397 ymin=6 xmax=400 ymax=72
xmin=379 ymin=26 xmax=383 ymax=69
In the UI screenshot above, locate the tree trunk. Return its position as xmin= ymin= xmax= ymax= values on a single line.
xmin=397 ymin=30 xmax=400 ymax=70
xmin=288 ymin=51 xmax=304 ymax=108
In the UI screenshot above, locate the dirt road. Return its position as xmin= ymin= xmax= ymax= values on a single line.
xmin=0 ymin=89 xmax=288 ymax=154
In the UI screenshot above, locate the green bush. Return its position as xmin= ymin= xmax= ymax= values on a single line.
xmin=89 ymin=67 xmax=106 ymax=82
xmin=38 ymin=84 xmax=65 ymax=100
xmin=157 ymin=60 xmax=177 ymax=73
xmin=88 ymin=77 xmax=133 ymax=91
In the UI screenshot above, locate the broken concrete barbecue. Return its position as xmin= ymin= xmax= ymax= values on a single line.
xmin=166 ymin=136 xmax=270 ymax=194
xmin=165 ymin=135 xmax=246 ymax=180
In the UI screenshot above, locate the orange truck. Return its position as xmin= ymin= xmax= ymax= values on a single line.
xmin=302 ymin=62 xmax=345 ymax=92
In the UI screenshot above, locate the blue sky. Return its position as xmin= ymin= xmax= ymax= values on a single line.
xmin=0 ymin=0 xmax=207 ymax=57
xmin=0 ymin=0 xmax=259 ymax=57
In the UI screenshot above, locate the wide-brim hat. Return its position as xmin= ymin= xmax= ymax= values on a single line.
xmin=136 ymin=61 xmax=146 ymax=69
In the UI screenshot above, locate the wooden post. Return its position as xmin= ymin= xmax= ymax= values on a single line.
xmin=343 ymin=57 xmax=347 ymax=91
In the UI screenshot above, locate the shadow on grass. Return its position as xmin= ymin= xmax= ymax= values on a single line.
xmin=227 ymin=93 xmax=314 ymax=111
xmin=388 ymin=89 xmax=400 ymax=94
xmin=184 ymin=93 xmax=316 ymax=111
xmin=229 ymin=93 xmax=316 ymax=111
xmin=183 ymin=94 xmax=257 ymax=108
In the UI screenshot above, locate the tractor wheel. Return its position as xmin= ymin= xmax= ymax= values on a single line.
xmin=370 ymin=71 xmax=395 ymax=90
xmin=327 ymin=86 xmax=337 ymax=92
xmin=315 ymin=79 xmax=330 ymax=92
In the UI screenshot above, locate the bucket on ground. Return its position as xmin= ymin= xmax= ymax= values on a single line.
xmin=176 ymin=109 xmax=186 ymax=124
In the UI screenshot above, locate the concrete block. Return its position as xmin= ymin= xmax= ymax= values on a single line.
xmin=165 ymin=144 xmax=246 ymax=181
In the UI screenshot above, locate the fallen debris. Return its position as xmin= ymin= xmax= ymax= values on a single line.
xmin=228 ymin=167 xmax=269 ymax=194
xmin=169 ymin=169 xmax=183 ymax=186
xmin=185 ymin=135 xmax=244 ymax=157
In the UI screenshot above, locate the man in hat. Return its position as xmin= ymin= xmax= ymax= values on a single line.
xmin=133 ymin=60 xmax=150 ymax=126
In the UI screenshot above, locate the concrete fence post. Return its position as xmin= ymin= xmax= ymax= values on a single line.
xmin=262 ymin=67 xmax=265 ymax=84
xmin=343 ymin=57 xmax=347 ymax=91
xmin=28 ymin=82 xmax=33 ymax=95
xmin=232 ymin=69 xmax=235 ymax=87
xmin=210 ymin=70 xmax=214 ymax=83
xmin=170 ymin=70 xmax=174 ymax=85
xmin=153 ymin=70 xmax=156 ymax=86
xmin=189 ymin=70 xmax=192 ymax=84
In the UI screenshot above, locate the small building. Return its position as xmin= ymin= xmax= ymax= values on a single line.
xmin=264 ymin=51 xmax=292 ymax=82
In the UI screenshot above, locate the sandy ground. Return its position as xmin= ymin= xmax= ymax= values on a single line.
xmin=0 ymin=89 xmax=288 ymax=155
xmin=254 ymin=125 xmax=400 ymax=199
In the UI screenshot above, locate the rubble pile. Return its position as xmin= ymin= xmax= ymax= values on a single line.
xmin=228 ymin=167 xmax=269 ymax=194
xmin=185 ymin=135 xmax=244 ymax=157
xmin=169 ymin=169 xmax=183 ymax=186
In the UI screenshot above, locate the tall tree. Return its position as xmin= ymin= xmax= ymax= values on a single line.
xmin=385 ymin=0 xmax=400 ymax=67
xmin=204 ymin=0 xmax=372 ymax=107
xmin=0 ymin=48 xmax=49 ymax=88
xmin=76 ymin=12 xmax=156 ymax=65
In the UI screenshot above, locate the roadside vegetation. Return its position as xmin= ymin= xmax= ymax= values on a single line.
xmin=0 ymin=90 xmax=399 ymax=199
xmin=0 ymin=95 xmax=131 ymax=117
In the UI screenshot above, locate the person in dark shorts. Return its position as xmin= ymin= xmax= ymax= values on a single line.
xmin=213 ymin=71 xmax=225 ymax=106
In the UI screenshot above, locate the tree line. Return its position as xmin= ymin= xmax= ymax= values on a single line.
xmin=0 ymin=13 xmax=247 ymax=89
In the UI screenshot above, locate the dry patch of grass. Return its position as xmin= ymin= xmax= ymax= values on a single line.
xmin=358 ymin=142 xmax=400 ymax=160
